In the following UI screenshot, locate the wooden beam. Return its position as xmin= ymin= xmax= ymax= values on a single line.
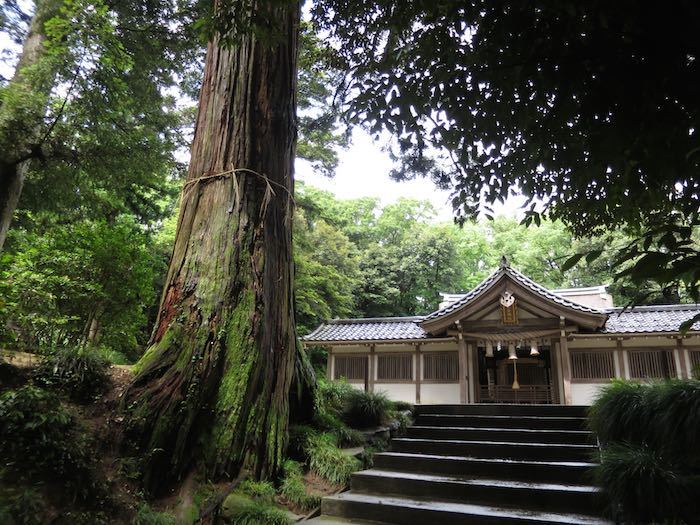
xmin=368 ymin=344 xmax=375 ymax=392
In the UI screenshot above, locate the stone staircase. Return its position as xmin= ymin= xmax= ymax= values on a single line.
xmin=307 ymin=404 xmax=612 ymax=524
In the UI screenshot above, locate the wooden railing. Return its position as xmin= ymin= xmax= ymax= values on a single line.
xmin=478 ymin=385 xmax=554 ymax=404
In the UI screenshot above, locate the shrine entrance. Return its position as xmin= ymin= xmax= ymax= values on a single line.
xmin=476 ymin=339 xmax=558 ymax=404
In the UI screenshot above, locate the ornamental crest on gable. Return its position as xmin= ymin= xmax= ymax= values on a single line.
xmin=500 ymin=290 xmax=518 ymax=325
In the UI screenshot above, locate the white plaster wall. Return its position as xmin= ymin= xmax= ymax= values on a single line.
xmin=420 ymin=383 xmax=460 ymax=404
xmin=374 ymin=383 xmax=415 ymax=404
xmin=348 ymin=382 xmax=365 ymax=391
xmin=571 ymin=383 xmax=606 ymax=405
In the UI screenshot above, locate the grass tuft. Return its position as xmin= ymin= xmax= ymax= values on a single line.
xmin=307 ymin=432 xmax=361 ymax=486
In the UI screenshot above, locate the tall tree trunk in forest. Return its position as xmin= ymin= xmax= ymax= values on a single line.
xmin=0 ymin=0 xmax=60 ymax=251
xmin=123 ymin=1 xmax=300 ymax=494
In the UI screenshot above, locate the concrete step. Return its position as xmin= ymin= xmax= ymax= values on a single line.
xmin=322 ymin=492 xmax=613 ymax=524
xmin=351 ymin=469 xmax=603 ymax=516
xmin=415 ymin=404 xmax=588 ymax=418
xmin=406 ymin=425 xmax=595 ymax=444
xmin=391 ymin=438 xmax=598 ymax=462
xmin=415 ymin=413 xmax=588 ymax=431
xmin=373 ymin=452 xmax=596 ymax=484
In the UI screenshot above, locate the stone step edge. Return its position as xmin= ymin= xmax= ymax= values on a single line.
xmin=393 ymin=438 xmax=598 ymax=449
xmin=353 ymin=469 xmax=601 ymax=493
xmin=409 ymin=425 xmax=593 ymax=435
xmin=324 ymin=492 xmax=612 ymax=524
xmin=376 ymin=451 xmax=598 ymax=468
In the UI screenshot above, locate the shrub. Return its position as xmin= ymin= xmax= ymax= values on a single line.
xmin=222 ymin=494 xmax=290 ymax=525
xmin=33 ymin=346 xmax=110 ymax=402
xmin=132 ymin=503 xmax=176 ymax=525
xmin=314 ymin=378 xmax=355 ymax=416
xmin=238 ymin=480 xmax=276 ymax=504
xmin=590 ymin=379 xmax=700 ymax=522
xmin=0 ymin=488 xmax=46 ymax=525
xmin=342 ymin=390 xmax=391 ymax=428
xmin=596 ymin=443 xmax=696 ymax=523
xmin=280 ymin=460 xmax=321 ymax=512
xmin=307 ymin=433 xmax=361 ymax=486
xmin=0 ymin=386 xmax=98 ymax=499
xmin=391 ymin=400 xmax=414 ymax=412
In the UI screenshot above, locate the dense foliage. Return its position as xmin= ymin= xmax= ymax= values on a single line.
xmin=294 ymin=183 xmax=683 ymax=335
xmin=0 ymin=386 xmax=101 ymax=517
xmin=589 ymin=380 xmax=700 ymax=523
xmin=312 ymin=0 xmax=700 ymax=323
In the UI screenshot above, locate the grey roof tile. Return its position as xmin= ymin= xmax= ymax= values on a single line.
xmin=303 ymin=317 xmax=427 ymax=342
xmin=602 ymin=304 xmax=700 ymax=333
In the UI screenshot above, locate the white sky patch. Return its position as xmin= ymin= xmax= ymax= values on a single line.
xmin=296 ymin=129 xmax=528 ymax=222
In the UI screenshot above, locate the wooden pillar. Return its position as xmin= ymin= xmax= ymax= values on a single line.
xmin=617 ymin=338 xmax=630 ymax=378
xmin=676 ymin=338 xmax=688 ymax=378
xmin=549 ymin=337 xmax=564 ymax=404
xmin=467 ymin=341 xmax=477 ymax=403
xmin=415 ymin=344 xmax=421 ymax=404
xmin=326 ymin=346 xmax=332 ymax=380
xmin=458 ymin=333 xmax=468 ymax=404
xmin=559 ymin=317 xmax=572 ymax=405
xmin=368 ymin=344 xmax=376 ymax=392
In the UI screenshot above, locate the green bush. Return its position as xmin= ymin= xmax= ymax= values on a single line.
xmin=589 ymin=379 xmax=700 ymax=522
xmin=0 ymin=386 xmax=98 ymax=499
xmin=342 ymin=390 xmax=391 ymax=428
xmin=132 ymin=503 xmax=176 ymax=525
xmin=238 ymin=480 xmax=276 ymax=504
xmin=307 ymin=433 xmax=361 ymax=486
xmin=391 ymin=400 xmax=414 ymax=411
xmin=595 ymin=443 xmax=694 ymax=523
xmin=0 ymin=488 xmax=45 ymax=525
xmin=222 ymin=494 xmax=290 ymax=525
xmin=33 ymin=346 xmax=110 ymax=402
xmin=280 ymin=460 xmax=321 ymax=512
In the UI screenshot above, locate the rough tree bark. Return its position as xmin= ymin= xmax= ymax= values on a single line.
xmin=0 ymin=0 xmax=60 ymax=251
xmin=123 ymin=0 xmax=301 ymax=494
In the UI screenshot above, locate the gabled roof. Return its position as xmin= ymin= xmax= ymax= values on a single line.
xmin=420 ymin=261 xmax=609 ymax=333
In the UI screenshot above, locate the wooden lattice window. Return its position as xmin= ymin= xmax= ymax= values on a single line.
xmin=334 ymin=355 xmax=366 ymax=381
xmin=571 ymin=351 xmax=616 ymax=381
xmin=628 ymin=350 xmax=676 ymax=379
xmin=423 ymin=352 xmax=459 ymax=382
xmin=689 ymin=350 xmax=700 ymax=377
xmin=377 ymin=354 xmax=413 ymax=381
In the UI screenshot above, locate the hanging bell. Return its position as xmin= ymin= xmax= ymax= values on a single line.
xmin=530 ymin=339 xmax=540 ymax=356
xmin=485 ymin=341 xmax=494 ymax=357
xmin=512 ymin=361 xmax=520 ymax=390
xmin=508 ymin=343 xmax=517 ymax=360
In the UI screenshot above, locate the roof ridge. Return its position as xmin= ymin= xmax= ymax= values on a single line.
xmin=326 ymin=316 xmax=424 ymax=324
xmin=607 ymin=303 xmax=700 ymax=313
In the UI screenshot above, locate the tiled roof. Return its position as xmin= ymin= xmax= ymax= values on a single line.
xmin=303 ymin=317 xmax=428 ymax=342
xmin=423 ymin=265 xmax=604 ymax=322
xmin=303 ymin=305 xmax=700 ymax=343
xmin=603 ymin=304 xmax=700 ymax=333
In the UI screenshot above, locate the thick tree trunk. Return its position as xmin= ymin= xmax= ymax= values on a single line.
xmin=123 ymin=1 xmax=300 ymax=494
xmin=0 ymin=162 xmax=27 ymax=251
xmin=0 ymin=0 xmax=60 ymax=251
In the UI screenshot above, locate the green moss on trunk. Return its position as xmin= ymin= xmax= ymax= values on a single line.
xmin=122 ymin=1 xmax=301 ymax=495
